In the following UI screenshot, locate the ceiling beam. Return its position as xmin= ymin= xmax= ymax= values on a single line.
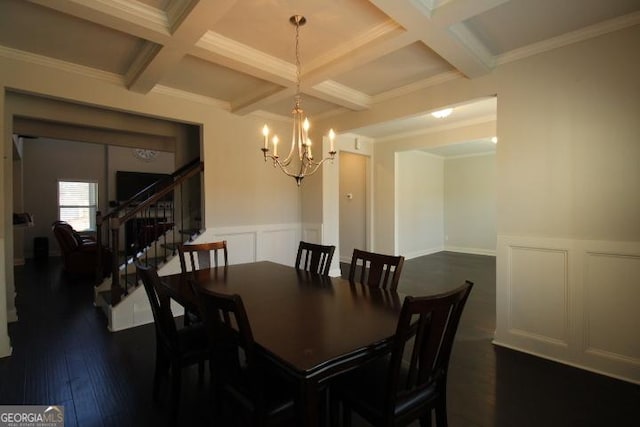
xmin=126 ymin=0 xmax=237 ymax=93
xmin=366 ymin=0 xmax=502 ymax=78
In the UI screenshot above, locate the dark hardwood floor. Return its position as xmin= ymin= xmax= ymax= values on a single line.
xmin=1 ymin=253 xmax=638 ymax=426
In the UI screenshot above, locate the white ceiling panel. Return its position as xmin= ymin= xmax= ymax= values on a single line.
xmin=333 ymin=42 xmax=454 ymax=95
xmin=464 ymin=0 xmax=640 ymax=55
xmin=1 ymin=0 xmax=636 ymax=140
xmin=0 ymin=0 xmax=144 ymax=74
xmin=161 ymin=55 xmax=280 ymax=102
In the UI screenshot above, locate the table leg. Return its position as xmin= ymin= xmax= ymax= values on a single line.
xmin=297 ymin=378 xmax=321 ymax=427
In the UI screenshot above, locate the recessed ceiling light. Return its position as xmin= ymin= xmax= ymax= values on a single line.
xmin=431 ymin=108 xmax=453 ymax=119
xmin=491 ymin=136 xmax=498 ymax=144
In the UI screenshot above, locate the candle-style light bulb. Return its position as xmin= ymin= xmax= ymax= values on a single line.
xmin=262 ymin=125 xmax=269 ymax=149
xmin=329 ymin=128 xmax=336 ymax=153
xmin=272 ymin=135 xmax=279 ymax=157
xmin=303 ymin=118 xmax=310 ymax=145
xmin=307 ymin=139 xmax=312 ymax=159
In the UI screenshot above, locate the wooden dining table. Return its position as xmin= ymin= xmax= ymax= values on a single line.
xmin=161 ymin=261 xmax=403 ymax=427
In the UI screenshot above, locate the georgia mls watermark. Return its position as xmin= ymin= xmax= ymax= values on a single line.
xmin=0 ymin=405 xmax=64 ymax=427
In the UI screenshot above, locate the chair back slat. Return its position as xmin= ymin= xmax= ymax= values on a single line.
xmin=295 ymin=241 xmax=336 ymax=276
xmin=179 ymin=240 xmax=228 ymax=275
xmin=348 ymin=249 xmax=405 ymax=290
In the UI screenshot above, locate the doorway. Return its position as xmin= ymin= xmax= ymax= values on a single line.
xmin=339 ymin=152 xmax=368 ymax=263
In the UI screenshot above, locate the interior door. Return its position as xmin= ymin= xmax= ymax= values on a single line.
xmin=339 ymin=152 xmax=367 ymax=263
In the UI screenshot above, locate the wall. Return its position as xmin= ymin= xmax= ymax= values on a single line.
xmin=23 ymin=138 xmax=105 ymax=258
xmin=444 ymin=153 xmax=496 ymax=255
xmin=1 ymin=46 xmax=301 ymax=358
xmin=319 ymin=25 xmax=640 ymax=383
xmin=396 ymin=151 xmax=444 ymax=258
xmin=492 ymin=26 xmax=640 ymax=383
xmin=20 ymin=139 xmax=176 ymax=258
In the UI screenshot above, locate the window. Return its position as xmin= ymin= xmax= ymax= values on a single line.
xmin=58 ymin=180 xmax=98 ymax=231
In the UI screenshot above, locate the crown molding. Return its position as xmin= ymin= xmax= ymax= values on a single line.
xmin=373 ymin=114 xmax=496 ymax=142
xmin=449 ymin=23 xmax=496 ymax=70
xmin=0 ymin=45 xmax=121 ymax=84
xmin=197 ymin=31 xmax=295 ymax=82
xmin=372 ymin=70 xmax=464 ymax=104
xmin=250 ymin=110 xmax=292 ymax=123
xmin=166 ymin=0 xmax=195 ymax=31
xmin=311 ymin=80 xmax=372 ymax=110
xmin=62 ymin=0 xmax=169 ymax=32
xmin=497 ymin=11 xmax=640 ymax=66
xmin=152 ymin=85 xmax=230 ymax=110
xmin=306 ymin=20 xmax=402 ymax=71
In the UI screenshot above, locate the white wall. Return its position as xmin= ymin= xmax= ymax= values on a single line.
xmin=444 ymin=153 xmax=496 ymax=255
xmin=319 ymin=25 xmax=640 ymax=383
xmin=396 ymin=151 xmax=444 ymax=258
xmin=492 ymin=25 xmax=640 ymax=384
xmin=394 ymin=151 xmax=496 ymax=258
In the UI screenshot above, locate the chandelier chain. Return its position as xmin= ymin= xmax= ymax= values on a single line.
xmin=295 ymin=18 xmax=301 ymax=107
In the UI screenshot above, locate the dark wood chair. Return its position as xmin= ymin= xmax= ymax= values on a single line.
xmin=178 ymin=240 xmax=228 ymax=275
xmin=348 ymin=249 xmax=405 ymax=290
xmin=178 ymin=241 xmax=228 ymax=325
xmin=295 ymin=241 xmax=336 ymax=276
xmin=193 ymin=287 xmax=295 ymax=426
xmin=135 ymin=262 xmax=211 ymax=426
xmin=330 ymin=281 xmax=473 ymax=427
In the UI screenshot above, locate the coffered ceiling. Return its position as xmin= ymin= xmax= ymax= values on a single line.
xmin=1 ymin=0 xmax=638 ymax=141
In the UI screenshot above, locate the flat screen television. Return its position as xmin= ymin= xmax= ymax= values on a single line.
xmin=116 ymin=171 xmax=173 ymax=202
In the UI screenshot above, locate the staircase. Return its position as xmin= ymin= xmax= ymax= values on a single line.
xmin=93 ymin=159 xmax=204 ymax=331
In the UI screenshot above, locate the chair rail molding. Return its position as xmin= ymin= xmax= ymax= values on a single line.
xmin=495 ymin=235 xmax=640 ymax=385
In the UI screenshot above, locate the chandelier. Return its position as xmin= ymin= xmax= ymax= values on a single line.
xmin=261 ymin=15 xmax=336 ymax=186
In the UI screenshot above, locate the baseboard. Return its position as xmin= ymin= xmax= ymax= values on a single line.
xmin=492 ymin=339 xmax=640 ymax=386
xmin=444 ymin=246 xmax=496 ymax=256
xmin=403 ymin=247 xmax=444 ymax=260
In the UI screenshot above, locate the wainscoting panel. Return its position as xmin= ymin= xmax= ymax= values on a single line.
xmin=495 ymin=236 xmax=640 ymax=384
xmin=301 ymin=223 xmax=323 ymax=244
xmin=259 ymin=227 xmax=299 ymax=267
xmin=197 ymin=223 xmax=302 ymax=267
xmin=581 ymin=247 xmax=640 ymax=380
xmin=508 ymin=246 xmax=568 ymax=344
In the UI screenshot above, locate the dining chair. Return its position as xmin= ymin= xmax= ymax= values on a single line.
xmin=329 ymin=281 xmax=474 ymax=427
xmin=348 ymin=249 xmax=405 ymax=290
xmin=193 ymin=287 xmax=296 ymax=426
xmin=295 ymin=241 xmax=336 ymax=276
xmin=136 ymin=262 xmax=211 ymax=426
xmin=178 ymin=240 xmax=228 ymax=325
xmin=178 ymin=240 xmax=228 ymax=275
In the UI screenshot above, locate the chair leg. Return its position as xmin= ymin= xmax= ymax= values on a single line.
xmin=419 ymin=409 xmax=433 ymax=427
xmin=170 ymin=365 xmax=182 ymax=426
xmin=153 ymin=349 xmax=169 ymax=402
xmin=198 ymin=360 xmax=205 ymax=385
xmin=342 ymin=402 xmax=352 ymax=427
xmin=434 ymin=397 xmax=448 ymax=427
xmin=329 ymin=395 xmax=339 ymax=427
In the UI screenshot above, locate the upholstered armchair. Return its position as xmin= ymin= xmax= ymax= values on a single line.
xmin=52 ymin=221 xmax=112 ymax=277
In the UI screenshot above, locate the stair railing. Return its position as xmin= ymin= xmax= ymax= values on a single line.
xmin=96 ymin=158 xmax=204 ymax=305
